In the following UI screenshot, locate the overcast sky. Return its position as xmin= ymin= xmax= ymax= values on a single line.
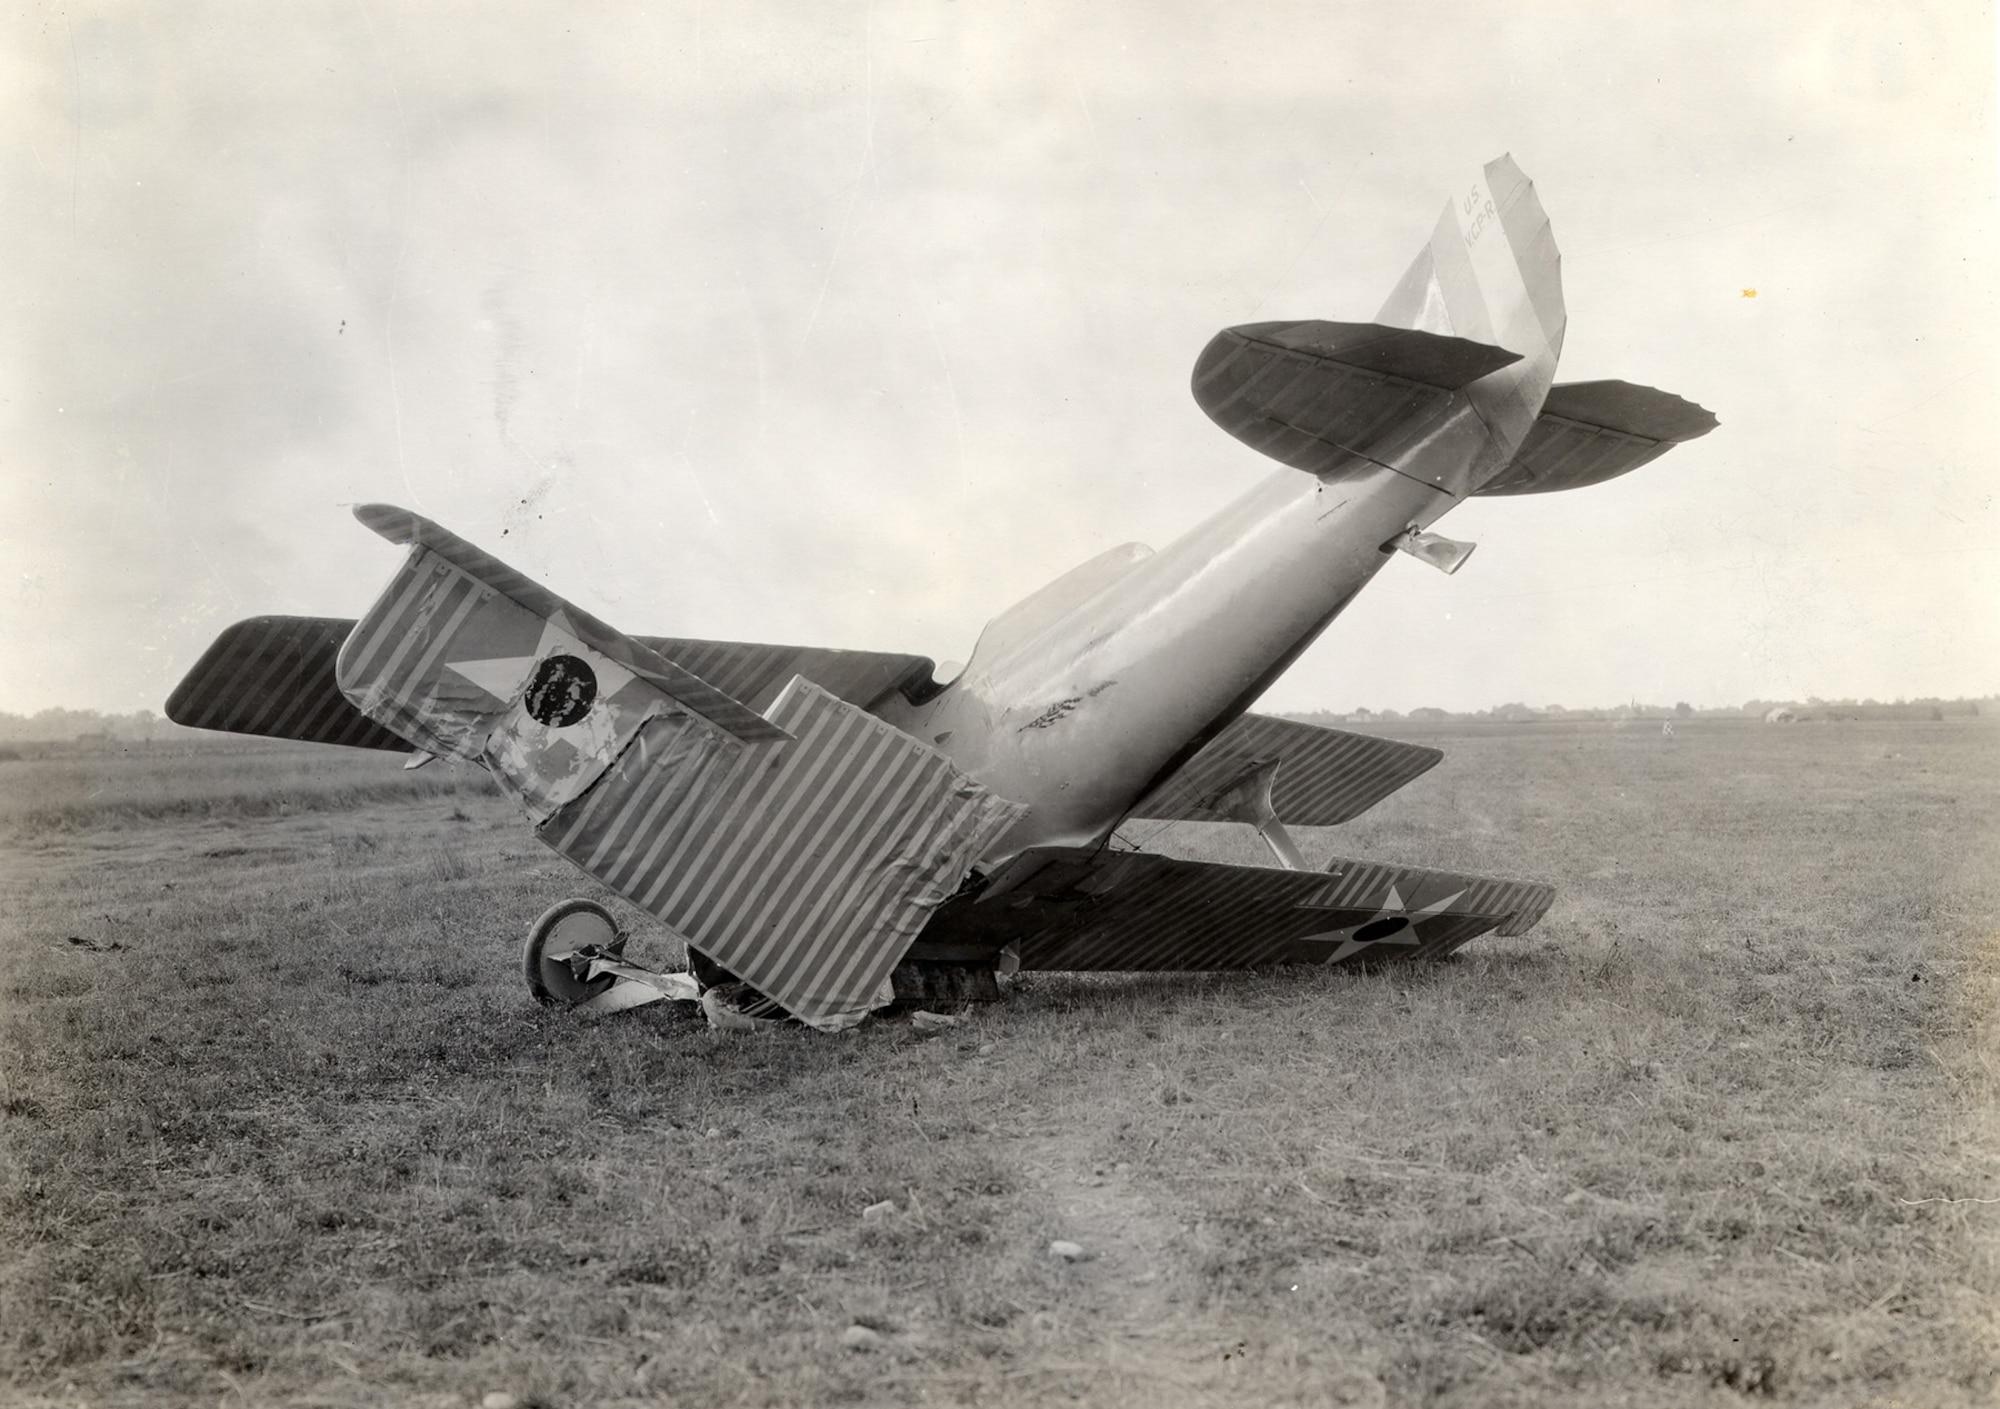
xmin=5 ymin=1 xmax=1995 ymax=717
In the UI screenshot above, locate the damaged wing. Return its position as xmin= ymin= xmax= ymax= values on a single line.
xmin=168 ymin=624 xmax=940 ymax=751
xmin=634 ymin=637 xmax=938 ymax=713
xmin=334 ymin=504 xmax=1024 ymax=1028
xmin=165 ymin=615 xmax=410 ymax=752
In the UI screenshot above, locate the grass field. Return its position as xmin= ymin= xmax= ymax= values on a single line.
xmin=1 ymin=721 xmax=1995 ymax=1407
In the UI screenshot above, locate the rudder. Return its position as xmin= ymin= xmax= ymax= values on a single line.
xmin=1376 ymin=154 xmax=1566 ymax=473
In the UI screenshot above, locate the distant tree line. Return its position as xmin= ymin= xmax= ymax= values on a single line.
xmin=0 ymin=709 xmax=178 ymax=744
xmin=0 ymin=694 xmax=1992 ymax=747
xmin=1289 ymin=696 xmax=1994 ymax=727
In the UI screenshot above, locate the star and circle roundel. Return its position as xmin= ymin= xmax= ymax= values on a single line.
xmin=523 ymin=653 xmax=598 ymax=727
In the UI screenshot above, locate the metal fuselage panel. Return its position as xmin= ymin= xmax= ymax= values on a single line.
xmin=874 ymin=157 xmax=1571 ymax=860
xmin=873 ymin=463 xmax=1456 ymax=856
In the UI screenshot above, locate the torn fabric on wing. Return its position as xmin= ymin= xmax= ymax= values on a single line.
xmin=537 ymin=678 xmax=1025 ymax=1030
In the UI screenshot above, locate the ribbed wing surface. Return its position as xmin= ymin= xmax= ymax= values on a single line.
xmin=350 ymin=504 xmax=787 ymax=745
xmin=917 ymin=846 xmax=1555 ymax=972
xmin=1192 ymin=321 xmax=1518 ymax=482
xmin=169 ymin=617 xmax=938 ymax=750
xmin=634 ymin=637 xmax=935 ymax=713
xmin=333 ymin=505 xmax=1024 ymax=1027
xmin=541 ymin=678 xmax=1023 ymax=1028
xmin=1128 ymin=713 xmax=1441 ymax=826
xmin=1477 ymin=379 xmax=1719 ymax=496
xmin=165 ymin=616 xmax=408 ymax=751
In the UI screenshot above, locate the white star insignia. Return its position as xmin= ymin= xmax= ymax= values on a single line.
xmin=445 ymin=612 xmax=636 ymax=718
xmin=1308 ymin=881 xmax=1467 ymax=965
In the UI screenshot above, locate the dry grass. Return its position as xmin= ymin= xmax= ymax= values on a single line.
xmin=1 ymin=720 xmax=1994 ymax=1406
xmin=0 ymin=738 xmax=492 ymax=837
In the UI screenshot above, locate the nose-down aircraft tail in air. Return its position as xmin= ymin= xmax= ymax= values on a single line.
xmin=168 ymin=156 xmax=1717 ymax=1029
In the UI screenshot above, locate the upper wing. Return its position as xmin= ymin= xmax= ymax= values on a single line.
xmin=1127 ymin=712 xmax=1441 ymax=827
xmin=914 ymin=845 xmax=1554 ymax=972
xmin=168 ymin=620 xmax=938 ymax=750
xmin=634 ymin=637 xmax=935 ymax=714
xmin=1192 ymin=320 xmax=1518 ymax=483
xmin=346 ymin=503 xmax=787 ymax=745
xmin=336 ymin=504 xmax=1023 ymax=1027
xmin=165 ymin=615 xmax=409 ymax=751
xmin=1475 ymin=379 xmax=1718 ymax=496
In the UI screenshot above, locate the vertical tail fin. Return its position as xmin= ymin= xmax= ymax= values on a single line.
xmin=1376 ymin=154 xmax=1565 ymax=467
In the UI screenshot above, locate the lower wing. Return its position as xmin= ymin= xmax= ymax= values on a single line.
xmin=914 ymin=845 xmax=1554 ymax=971
xmin=1127 ymin=712 xmax=1442 ymax=827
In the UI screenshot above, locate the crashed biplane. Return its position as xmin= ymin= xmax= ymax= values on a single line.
xmin=168 ymin=156 xmax=1716 ymax=1029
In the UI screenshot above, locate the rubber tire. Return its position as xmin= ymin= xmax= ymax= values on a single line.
xmin=523 ymin=898 xmax=622 ymax=1007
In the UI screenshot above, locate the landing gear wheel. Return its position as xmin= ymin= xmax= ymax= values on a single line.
xmin=523 ymin=898 xmax=625 ymax=1007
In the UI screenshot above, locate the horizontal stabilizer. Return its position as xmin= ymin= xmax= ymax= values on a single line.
xmin=912 ymin=845 xmax=1554 ymax=972
xmin=1128 ymin=713 xmax=1442 ymax=827
xmin=165 ymin=616 xmax=408 ymax=751
xmin=1477 ymin=379 xmax=1718 ymax=496
xmin=1193 ymin=321 xmax=1518 ymax=483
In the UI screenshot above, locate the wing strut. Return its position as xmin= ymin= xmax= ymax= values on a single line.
xmin=1200 ymin=758 xmax=1310 ymax=870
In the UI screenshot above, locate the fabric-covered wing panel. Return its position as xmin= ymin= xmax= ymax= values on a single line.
xmin=170 ymin=614 xmax=940 ymax=752
xmin=634 ymin=637 xmax=935 ymax=713
xmin=539 ymin=678 xmax=1024 ymax=1026
xmin=334 ymin=508 xmax=1024 ymax=1027
xmin=1128 ymin=713 xmax=1443 ymax=827
xmin=165 ymin=616 xmax=409 ymax=751
xmin=1477 ymin=379 xmax=1719 ymax=496
xmin=1192 ymin=321 xmax=1518 ymax=483
xmin=351 ymin=504 xmax=787 ymax=744
xmin=914 ymin=846 xmax=1555 ymax=972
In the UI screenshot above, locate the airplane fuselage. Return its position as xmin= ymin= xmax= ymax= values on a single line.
xmin=160 ymin=156 xmax=1720 ymax=1023
xmin=875 ymin=462 xmax=1460 ymax=858
xmin=877 ymin=159 xmax=1573 ymax=861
